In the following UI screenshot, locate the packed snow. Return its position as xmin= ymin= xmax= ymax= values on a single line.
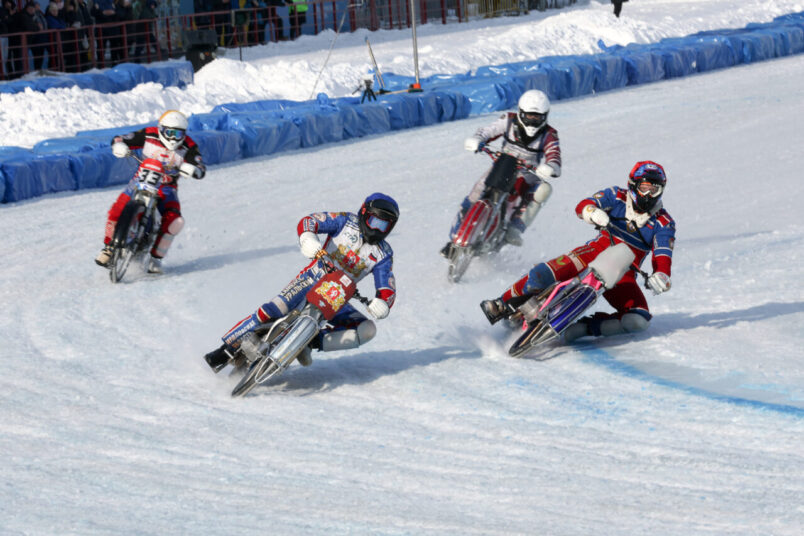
xmin=1 ymin=0 xmax=803 ymax=534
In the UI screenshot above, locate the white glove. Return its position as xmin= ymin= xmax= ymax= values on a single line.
xmin=534 ymin=162 xmax=555 ymax=180
xmin=299 ymin=231 xmax=322 ymax=259
xmin=647 ymin=272 xmax=671 ymax=295
xmin=179 ymin=162 xmax=204 ymax=180
xmin=581 ymin=205 xmax=610 ymax=227
xmin=112 ymin=142 xmax=130 ymax=158
xmin=464 ymin=137 xmax=483 ymax=153
xmin=367 ymin=298 xmax=390 ymax=319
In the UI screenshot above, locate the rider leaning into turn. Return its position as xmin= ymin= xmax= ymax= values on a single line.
xmin=204 ymin=193 xmax=399 ymax=372
xmin=441 ymin=89 xmax=561 ymax=257
xmin=480 ymin=161 xmax=676 ymax=342
xmin=94 ymin=110 xmax=206 ymax=274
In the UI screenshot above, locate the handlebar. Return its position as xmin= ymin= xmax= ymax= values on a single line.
xmin=479 ymin=145 xmax=538 ymax=173
xmin=314 ymin=250 xmax=371 ymax=306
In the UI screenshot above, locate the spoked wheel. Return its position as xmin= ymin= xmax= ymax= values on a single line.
xmin=447 ymin=246 xmax=474 ymax=283
xmin=109 ymin=203 xmax=143 ymax=284
xmin=109 ymin=244 xmax=136 ymax=283
xmin=231 ymin=355 xmax=279 ymax=398
xmin=508 ymin=320 xmax=558 ymax=359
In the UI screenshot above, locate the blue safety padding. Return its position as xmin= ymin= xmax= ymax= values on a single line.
xmin=74 ymin=123 xmax=152 ymax=141
xmin=33 ymin=137 xmax=109 ymax=155
xmin=224 ymin=114 xmax=301 ymax=157
xmin=0 ymin=146 xmax=32 ymax=159
xmin=0 ymin=168 xmax=4 ymax=201
xmin=335 ymin=99 xmax=392 ymax=138
xmin=188 ymin=130 xmax=244 ymax=165
xmin=212 ymin=99 xmax=300 ymax=113
xmin=652 ymin=43 xmax=698 ymax=78
xmin=61 ymin=71 xmax=123 ymax=93
xmin=1 ymin=154 xmax=76 ymax=202
xmin=187 ymin=112 xmax=230 ymax=131
xmin=30 ymin=77 xmax=77 ymax=92
xmin=106 ymin=63 xmax=155 ymax=91
xmin=590 ymin=54 xmax=629 ymax=92
xmin=512 ymin=70 xmax=553 ymax=97
xmin=69 ymin=148 xmax=139 ymax=190
xmin=148 ymin=61 xmax=194 ymax=88
xmin=664 ymin=36 xmax=738 ymax=72
xmin=0 ymin=61 xmax=193 ymax=95
xmin=0 ymin=80 xmax=36 ymax=94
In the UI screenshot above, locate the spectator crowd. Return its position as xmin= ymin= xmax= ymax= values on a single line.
xmin=1 ymin=0 xmax=306 ymax=80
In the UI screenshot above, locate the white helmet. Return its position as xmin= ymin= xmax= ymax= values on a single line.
xmin=516 ymin=90 xmax=550 ymax=137
xmin=158 ymin=110 xmax=188 ymax=151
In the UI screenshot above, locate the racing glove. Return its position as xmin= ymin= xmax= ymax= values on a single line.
xmin=534 ymin=162 xmax=555 ymax=180
xmin=464 ymin=137 xmax=484 ymax=153
xmin=299 ymin=231 xmax=322 ymax=258
xmin=179 ymin=162 xmax=205 ymax=180
xmin=367 ymin=298 xmax=390 ymax=319
xmin=112 ymin=142 xmax=131 ymax=158
xmin=581 ymin=205 xmax=610 ymax=228
xmin=647 ymin=272 xmax=671 ymax=295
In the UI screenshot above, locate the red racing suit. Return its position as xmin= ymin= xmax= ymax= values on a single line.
xmin=102 ymin=127 xmax=205 ymax=258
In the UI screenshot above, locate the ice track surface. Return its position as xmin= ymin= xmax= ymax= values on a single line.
xmin=1 ymin=55 xmax=803 ymax=534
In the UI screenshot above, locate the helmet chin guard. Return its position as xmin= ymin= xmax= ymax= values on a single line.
xmin=516 ymin=90 xmax=550 ymax=137
xmin=628 ymin=161 xmax=667 ymax=213
xmin=359 ymin=193 xmax=399 ymax=244
xmin=158 ymin=110 xmax=188 ymax=151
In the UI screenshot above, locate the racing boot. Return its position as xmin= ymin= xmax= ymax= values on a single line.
xmin=504 ymin=226 xmax=523 ymax=246
xmin=204 ymin=344 xmax=233 ymax=373
xmin=480 ymin=298 xmax=515 ymax=325
xmin=147 ymin=256 xmax=163 ymax=274
xmin=296 ymin=336 xmax=321 ymax=367
xmin=95 ymin=245 xmax=113 ymax=267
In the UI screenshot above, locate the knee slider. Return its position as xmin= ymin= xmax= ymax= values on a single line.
xmin=321 ymin=319 xmax=376 ymax=351
xmin=524 ymin=263 xmax=556 ymax=293
xmin=621 ymin=312 xmax=650 ymax=333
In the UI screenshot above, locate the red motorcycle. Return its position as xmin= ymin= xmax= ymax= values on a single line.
xmin=445 ymin=147 xmax=535 ymax=283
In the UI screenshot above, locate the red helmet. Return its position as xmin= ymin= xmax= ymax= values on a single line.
xmin=628 ymin=161 xmax=666 ymax=213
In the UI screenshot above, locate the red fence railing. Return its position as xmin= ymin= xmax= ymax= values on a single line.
xmin=0 ymin=0 xmax=576 ymax=80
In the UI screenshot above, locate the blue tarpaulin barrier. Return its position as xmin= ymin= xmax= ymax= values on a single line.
xmin=2 ymin=12 xmax=803 ymax=203
xmin=0 ymin=61 xmax=193 ymax=96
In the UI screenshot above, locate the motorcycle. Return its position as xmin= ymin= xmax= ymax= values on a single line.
xmin=230 ymin=251 xmax=370 ymax=398
xmin=108 ymin=157 xmax=164 ymax=283
xmin=504 ymin=228 xmax=651 ymax=359
xmin=445 ymin=146 xmax=540 ymax=283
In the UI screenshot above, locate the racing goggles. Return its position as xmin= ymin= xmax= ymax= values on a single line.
xmin=160 ymin=127 xmax=186 ymax=141
xmin=635 ymin=180 xmax=663 ymax=197
xmin=365 ymin=214 xmax=393 ymax=232
xmin=519 ymin=111 xmax=546 ymax=126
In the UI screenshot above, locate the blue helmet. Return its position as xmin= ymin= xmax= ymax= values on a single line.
xmin=359 ymin=193 xmax=399 ymax=244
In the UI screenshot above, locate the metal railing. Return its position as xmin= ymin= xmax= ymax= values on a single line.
xmin=1 ymin=0 xmax=576 ymax=80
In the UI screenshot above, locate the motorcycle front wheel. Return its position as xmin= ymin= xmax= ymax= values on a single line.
xmin=447 ymin=245 xmax=474 ymax=283
xmin=109 ymin=202 xmax=144 ymax=283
